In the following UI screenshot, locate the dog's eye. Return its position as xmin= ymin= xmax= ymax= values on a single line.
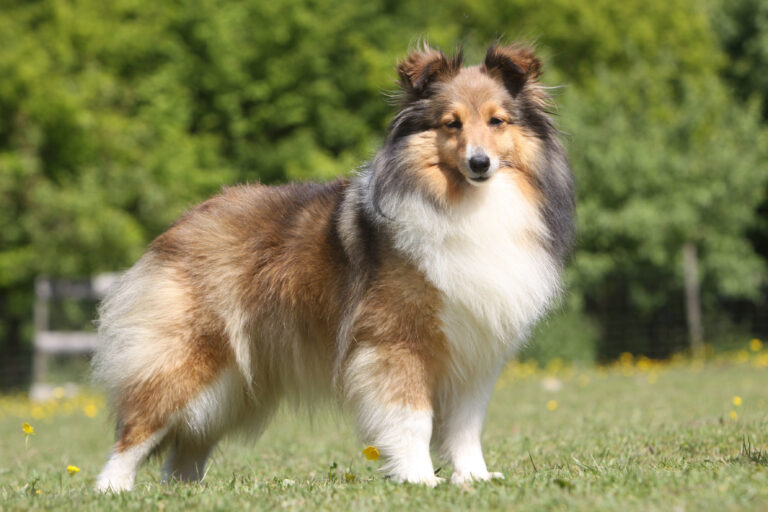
xmin=489 ymin=117 xmax=504 ymax=127
xmin=446 ymin=119 xmax=462 ymax=130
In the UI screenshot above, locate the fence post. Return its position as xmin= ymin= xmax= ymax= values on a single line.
xmin=682 ymin=242 xmax=704 ymax=355
xmin=32 ymin=277 xmax=51 ymax=385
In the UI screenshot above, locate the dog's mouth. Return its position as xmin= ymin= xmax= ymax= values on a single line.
xmin=465 ymin=172 xmax=495 ymax=186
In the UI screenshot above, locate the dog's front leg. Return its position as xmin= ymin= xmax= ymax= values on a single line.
xmin=360 ymin=404 xmax=437 ymax=486
xmin=344 ymin=343 xmax=441 ymax=486
xmin=435 ymin=367 xmax=504 ymax=484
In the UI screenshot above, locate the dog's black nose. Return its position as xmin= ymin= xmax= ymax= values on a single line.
xmin=469 ymin=154 xmax=491 ymax=174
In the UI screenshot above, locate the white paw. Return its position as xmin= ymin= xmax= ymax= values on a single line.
xmin=95 ymin=474 xmax=134 ymax=493
xmin=450 ymin=470 xmax=504 ymax=485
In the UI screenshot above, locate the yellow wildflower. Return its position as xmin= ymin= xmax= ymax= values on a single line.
xmin=750 ymin=339 xmax=762 ymax=352
xmin=729 ymin=410 xmax=738 ymax=421
xmin=35 ymin=489 xmax=41 ymax=495
xmin=732 ymin=396 xmax=742 ymax=407
xmin=83 ymin=404 xmax=99 ymax=418
xmin=362 ymin=446 xmax=380 ymax=461
xmin=67 ymin=465 xmax=80 ymax=475
xmin=546 ymin=400 xmax=559 ymax=411
xmin=546 ymin=358 xmax=564 ymax=374
xmin=22 ymin=422 xmax=35 ymax=449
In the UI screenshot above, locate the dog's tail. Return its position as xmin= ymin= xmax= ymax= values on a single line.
xmin=92 ymin=253 xmax=191 ymax=409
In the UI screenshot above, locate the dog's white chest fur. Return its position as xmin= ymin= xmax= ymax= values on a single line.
xmin=390 ymin=173 xmax=560 ymax=375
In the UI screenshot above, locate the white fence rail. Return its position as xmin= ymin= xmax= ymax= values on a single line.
xmin=31 ymin=273 xmax=119 ymax=398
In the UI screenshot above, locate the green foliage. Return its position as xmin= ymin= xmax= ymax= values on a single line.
xmin=451 ymin=0 xmax=720 ymax=86
xmin=566 ymin=70 xmax=768 ymax=306
xmin=1 ymin=0 xmax=767 ymax=370
xmin=521 ymin=299 xmax=599 ymax=365
xmin=714 ymin=0 xmax=768 ymax=297
xmin=0 ymin=1 xmax=236 ymax=274
xmin=716 ymin=0 xmax=768 ymax=118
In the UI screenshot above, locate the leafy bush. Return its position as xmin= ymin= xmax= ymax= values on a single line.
xmin=0 ymin=0 xmax=766 ymax=381
xmin=520 ymin=298 xmax=599 ymax=365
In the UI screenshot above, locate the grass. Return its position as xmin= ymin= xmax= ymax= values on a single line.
xmin=1 ymin=347 xmax=768 ymax=511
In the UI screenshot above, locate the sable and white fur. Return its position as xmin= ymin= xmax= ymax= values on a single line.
xmin=92 ymin=42 xmax=575 ymax=491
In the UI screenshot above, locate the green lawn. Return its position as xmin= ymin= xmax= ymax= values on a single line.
xmin=1 ymin=351 xmax=767 ymax=511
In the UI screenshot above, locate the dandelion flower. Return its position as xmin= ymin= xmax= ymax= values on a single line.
xmin=35 ymin=489 xmax=41 ymax=495
xmin=546 ymin=400 xmax=558 ymax=411
xmin=729 ymin=410 xmax=738 ymax=421
xmin=83 ymin=404 xmax=99 ymax=418
xmin=22 ymin=422 xmax=35 ymax=449
xmin=750 ymin=339 xmax=762 ymax=352
xmin=362 ymin=446 xmax=380 ymax=461
xmin=732 ymin=396 xmax=742 ymax=407
xmin=67 ymin=465 xmax=80 ymax=475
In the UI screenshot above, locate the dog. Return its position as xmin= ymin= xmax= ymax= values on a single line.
xmin=92 ymin=42 xmax=575 ymax=492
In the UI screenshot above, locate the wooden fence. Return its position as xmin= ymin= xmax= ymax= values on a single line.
xmin=31 ymin=273 xmax=118 ymax=399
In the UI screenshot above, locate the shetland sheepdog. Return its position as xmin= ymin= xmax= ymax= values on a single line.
xmin=93 ymin=42 xmax=574 ymax=491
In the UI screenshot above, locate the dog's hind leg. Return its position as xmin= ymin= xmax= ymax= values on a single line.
xmin=95 ymin=363 xmax=241 ymax=492
xmin=162 ymin=436 xmax=217 ymax=483
xmin=96 ymin=422 xmax=170 ymax=492
xmin=160 ymin=367 xmax=256 ymax=484
xmin=93 ymin=258 xmax=242 ymax=491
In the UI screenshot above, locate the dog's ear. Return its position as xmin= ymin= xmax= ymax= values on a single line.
xmin=482 ymin=44 xmax=542 ymax=96
xmin=397 ymin=45 xmax=463 ymax=102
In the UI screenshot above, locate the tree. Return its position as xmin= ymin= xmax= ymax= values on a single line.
xmin=715 ymin=0 xmax=768 ymax=270
xmin=1 ymin=0 xmax=766 ymax=382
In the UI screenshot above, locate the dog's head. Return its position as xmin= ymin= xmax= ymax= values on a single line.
xmin=392 ymin=42 xmax=550 ymax=188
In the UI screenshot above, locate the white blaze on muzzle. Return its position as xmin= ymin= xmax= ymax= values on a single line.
xmin=465 ymin=144 xmax=500 ymax=184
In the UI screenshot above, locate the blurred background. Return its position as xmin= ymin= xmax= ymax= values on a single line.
xmin=1 ymin=0 xmax=767 ymax=389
